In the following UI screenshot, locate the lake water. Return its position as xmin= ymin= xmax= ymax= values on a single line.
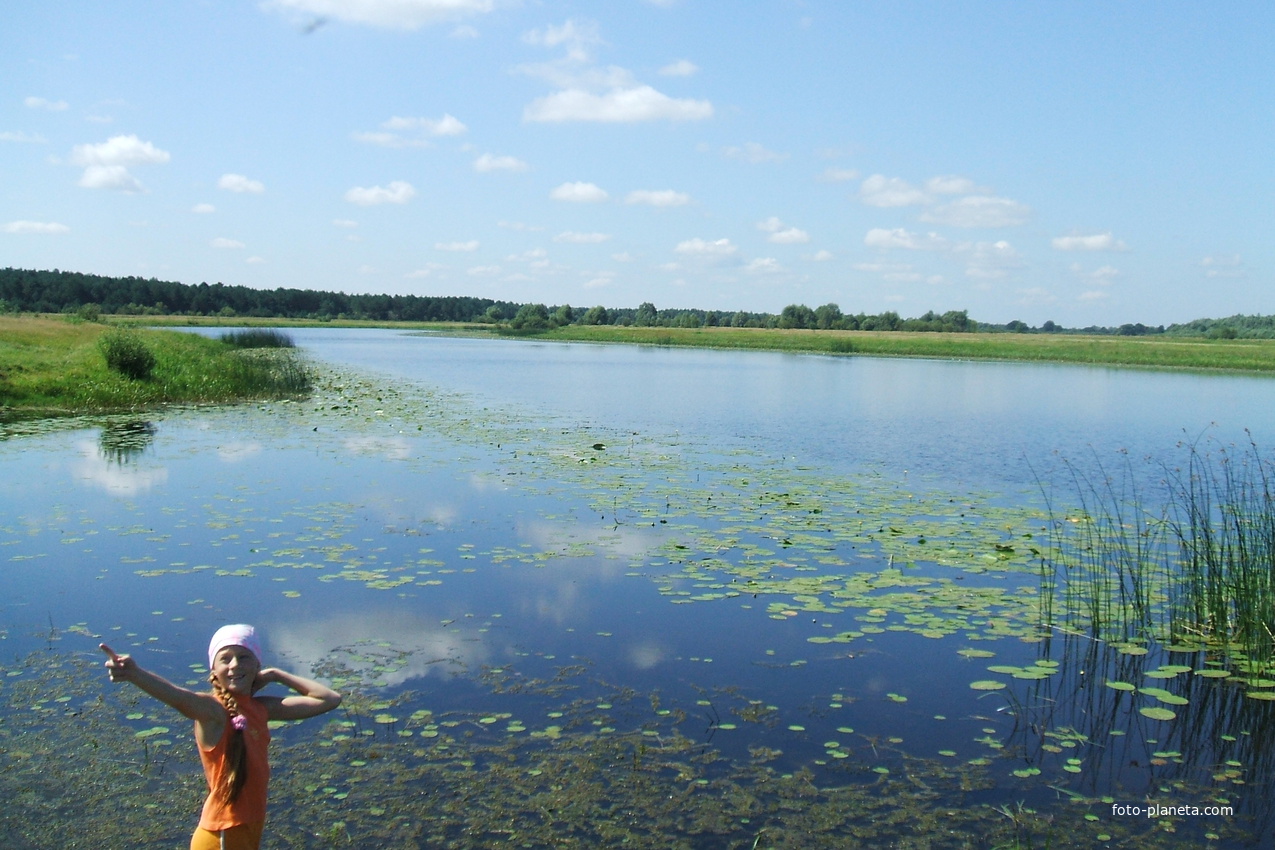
xmin=3 ymin=329 xmax=1273 ymax=848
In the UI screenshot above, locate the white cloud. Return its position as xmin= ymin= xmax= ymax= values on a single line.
xmin=1051 ymin=232 xmax=1127 ymax=251
xmin=522 ymin=19 xmax=602 ymax=56
xmin=723 ymin=142 xmax=786 ymax=164
xmin=2 ymin=220 xmax=69 ymax=234
xmin=757 ymin=217 xmax=810 ymax=244
xmin=625 ymin=189 xmax=690 ymax=207
xmin=78 ymin=165 xmax=143 ymax=192
xmin=960 ymin=240 xmax=1022 ymax=279
xmin=385 ymin=114 xmax=466 ymax=135
xmin=859 ymin=175 xmax=929 ymax=207
xmin=25 ymin=96 xmax=68 ymax=111
xmin=218 ymin=173 xmax=265 ymax=194
xmin=921 ymin=195 xmax=1031 ymax=228
xmin=266 ymin=0 xmax=494 ymax=30
xmin=71 ymin=135 xmax=170 ymax=167
xmin=554 ymin=231 xmax=611 ymax=244
xmin=435 ymin=240 xmax=479 ymax=251
xmin=819 ymin=167 xmax=859 ymax=183
xmin=246 ymin=256 xmax=266 ymax=265
xmin=659 ymin=59 xmax=699 ymax=76
xmin=211 ymin=237 xmax=245 ymax=249
xmin=473 ymin=153 xmax=528 ymax=173
xmin=811 ymin=249 xmax=834 ymax=261
xmin=746 ymin=257 xmax=782 ymax=274
xmin=863 ymin=227 xmax=949 ymax=251
xmin=467 ymin=265 xmax=501 ymax=276
xmin=550 ymin=181 xmax=609 ymax=202
xmin=358 ymin=114 xmax=467 ymax=147
xmin=332 ymin=218 xmax=358 ymax=228
xmin=344 ymin=181 xmax=416 ymax=205
xmin=924 ymin=175 xmax=982 ymax=195
xmin=191 ymin=203 xmax=215 ymax=214
xmin=675 ymin=237 xmax=736 ymax=256
xmin=1078 ymin=290 xmax=1110 ymax=302
xmin=525 ymin=85 xmax=712 ymax=123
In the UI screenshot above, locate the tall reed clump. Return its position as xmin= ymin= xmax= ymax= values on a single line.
xmin=1041 ymin=438 xmax=1275 ymax=668
xmin=220 ymin=328 xmax=297 ymax=349
xmin=1165 ymin=437 xmax=1275 ymax=665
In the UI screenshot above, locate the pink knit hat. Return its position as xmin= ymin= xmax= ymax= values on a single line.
xmin=207 ymin=624 xmax=263 ymax=670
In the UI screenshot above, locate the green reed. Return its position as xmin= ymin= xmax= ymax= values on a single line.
xmin=1042 ymin=438 xmax=1275 ymax=667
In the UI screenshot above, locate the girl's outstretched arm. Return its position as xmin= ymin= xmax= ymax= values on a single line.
xmin=253 ymin=667 xmax=342 ymax=721
xmin=100 ymin=644 xmax=226 ymax=747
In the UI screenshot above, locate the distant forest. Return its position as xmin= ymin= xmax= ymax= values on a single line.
xmin=2 ymin=266 xmax=1272 ymax=338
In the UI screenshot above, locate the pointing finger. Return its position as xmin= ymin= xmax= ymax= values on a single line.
xmin=99 ymin=644 xmax=121 ymax=662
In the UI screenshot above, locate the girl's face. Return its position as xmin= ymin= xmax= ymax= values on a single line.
xmin=212 ymin=645 xmax=260 ymax=696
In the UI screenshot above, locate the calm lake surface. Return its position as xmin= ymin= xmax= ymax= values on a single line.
xmin=3 ymin=329 xmax=1273 ymax=848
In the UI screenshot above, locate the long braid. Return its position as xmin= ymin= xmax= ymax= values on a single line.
xmin=208 ymin=673 xmax=249 ymax=804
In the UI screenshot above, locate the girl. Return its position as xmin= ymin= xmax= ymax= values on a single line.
xmin=101 ymin=624 xmax=342 ymax=850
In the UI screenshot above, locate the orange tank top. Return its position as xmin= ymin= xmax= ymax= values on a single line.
xmin=197 ymin=696 xmax=271 ymax=831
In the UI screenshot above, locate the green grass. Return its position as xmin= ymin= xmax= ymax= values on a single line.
xmin=0 ymin=315 xmax=312 ymax=419
xmin=540 ymin=325 xmax=1275 ymax=373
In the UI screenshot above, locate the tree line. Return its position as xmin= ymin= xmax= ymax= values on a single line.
xmin=2 ymin=266 xmax=1269 ymax=337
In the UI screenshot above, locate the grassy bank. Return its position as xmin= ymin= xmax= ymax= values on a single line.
xmin=534 ymin=324 xmax=1275 ymax=373
xmin=0 ymin=316 xmax=311 ymax=420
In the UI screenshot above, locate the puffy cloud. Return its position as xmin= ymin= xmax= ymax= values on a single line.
xmin=211 ymin=237 xmax=245 ymax=249
xmin=71 ymin=135 xmax=170 ymax=167
xmin=675 ymin=237 xmax=736 ymax=256
xmin=959 ymin=240 xmax=1022 ymax=280
xmin=659 ymin=59 xmax=699 ymax=76
xmin=191 ymin=203 xmax=216 ymax=214
xmin=218 ymin=173 xmax=265 ymax=194
xmin=344 ymin=180 xmax=416 ymax=205
xmin=625 ymin=189 xmax=690 ymax=207
xmin=550 ymin=181 xmax=609 ymax=202
xmin=385 ymin=114 xmax=466 ymax=135
xmin=1051 ymin=232 xmax=1127 ymax=251
xmin=266 ymin=0 xmax=494 ymax=30
xmin=474 ymin=153 xmax=528 ymax=172
xmin=757 ymin=216 xmax=810 ymax=244
xmin=70 ymin=135 xmax=170 ymax=192
xmin=922 ymin=195 xmax=1031 ymax=228
xmin=435 ymin=240 xmax=479 ymax=251
xmin=863 ymin=228 xmax=949 ymax=251
xmin=811 ymin=249 xmax=834 ymax=261
xmin=859 ymin=174 xmax=928 ymax=207
xmin=357 ymin=114 xmax=467 ymax=147
xmin=2 ymin=220 xmax=69 ymax=234
xmin=554 ymin=231 xmax=611 ymax=243
xmin=522 ymin=18 xmax=602 ymax=57
xmin=24 ymin=96 xmax=68 ymax=111
xmin=79 ymin=165 xmax=143 ymax=192
xmin=525 ymin=85 xmax=712 ymax=123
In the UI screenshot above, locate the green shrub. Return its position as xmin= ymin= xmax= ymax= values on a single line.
xmin=98 ymin=328 xmax=157 ymax=380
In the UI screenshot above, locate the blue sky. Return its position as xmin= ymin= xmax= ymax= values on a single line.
xmin=3 ymin=1 xmax=1270 ymax=325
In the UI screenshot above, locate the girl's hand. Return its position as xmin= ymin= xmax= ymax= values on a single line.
xmin=99 ymin=644 xmax=135 ymax=683
xmin=252 ymin=667 xmax=282 ymax=694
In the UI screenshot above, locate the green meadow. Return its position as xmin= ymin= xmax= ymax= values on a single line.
xmin=0 ymin=315 xmax=311 ymax=420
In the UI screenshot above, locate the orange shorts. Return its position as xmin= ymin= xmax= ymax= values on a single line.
xmin=189 ymin=822 xmax=265 ymax=850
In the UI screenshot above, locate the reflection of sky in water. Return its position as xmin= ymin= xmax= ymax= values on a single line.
xmin=4 ymin=335 xmax=1274 ymax=843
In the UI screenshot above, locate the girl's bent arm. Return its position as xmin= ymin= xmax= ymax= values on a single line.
xmin=255 ymin=667 xmax=342 ymax=721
